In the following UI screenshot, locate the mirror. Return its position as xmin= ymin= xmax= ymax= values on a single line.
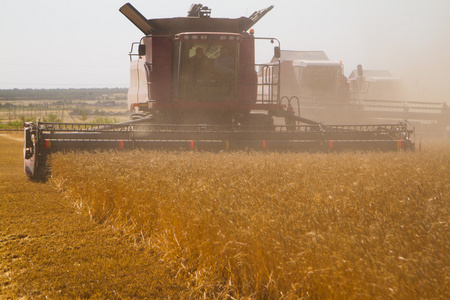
xmin=274 ymin=46 xmax=281 ymax=59
xmin=138 ymin=44 xmax=146 ymax=56
xmin=357 ymin=64 xmax=363 ymax=77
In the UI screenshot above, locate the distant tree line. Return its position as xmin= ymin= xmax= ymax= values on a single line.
xmin=0 ymin=88 xmax=127 ymax=100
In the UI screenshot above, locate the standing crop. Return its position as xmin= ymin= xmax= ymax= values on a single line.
xmin=50 ymin=147 xmax=450 ymax=299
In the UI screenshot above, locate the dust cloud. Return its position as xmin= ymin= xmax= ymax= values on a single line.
xmin=354 ymin=3 xmax=450 ymax=105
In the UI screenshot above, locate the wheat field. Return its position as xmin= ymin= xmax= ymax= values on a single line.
xmin=47 ymin=143 xmax=450 ymax=299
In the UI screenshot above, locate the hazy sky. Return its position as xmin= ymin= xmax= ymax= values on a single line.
xmin=1 ymin=0 xmax=449 ymax=101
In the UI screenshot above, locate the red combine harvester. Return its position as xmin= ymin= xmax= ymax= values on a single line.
xmin=23 ymin=3 xmax=414 ymax=178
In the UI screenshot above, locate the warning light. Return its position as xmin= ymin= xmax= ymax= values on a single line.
xmin=249 ymin=29 xmax=255 ymax=35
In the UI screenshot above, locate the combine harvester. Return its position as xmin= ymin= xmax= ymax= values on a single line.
xmin=24 ymin=3 xmax=414 ymax=178
xmin=273 ymin=50 xmax=449 ymax=136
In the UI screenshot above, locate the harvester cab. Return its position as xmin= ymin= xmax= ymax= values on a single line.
xmin=23 ymin=3 xmax=415 ymax=179
xmin=290 ymin=60 xmax=348 ymax=102
xmin=120 ymin=2 xmax=284 ymax=126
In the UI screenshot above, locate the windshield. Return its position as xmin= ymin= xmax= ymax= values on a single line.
xmin=300 ymin=66 xmax=341 ymax=91
xmin=177 ymin=42 xmax=238 ymax=101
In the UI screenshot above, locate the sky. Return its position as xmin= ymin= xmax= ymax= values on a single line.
xmin=1 ymin=0 xmax=449 ymax=102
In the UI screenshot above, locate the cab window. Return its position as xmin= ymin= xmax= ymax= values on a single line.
xmin=178 ymin=42 xmax=238 ymax=101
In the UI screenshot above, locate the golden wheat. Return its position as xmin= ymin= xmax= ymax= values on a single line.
xmin=49 ymin=145 xmax=450 ymax=299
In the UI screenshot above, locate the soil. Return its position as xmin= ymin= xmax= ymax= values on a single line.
xmin=0 ymin=133 xmax=176 ymax=299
